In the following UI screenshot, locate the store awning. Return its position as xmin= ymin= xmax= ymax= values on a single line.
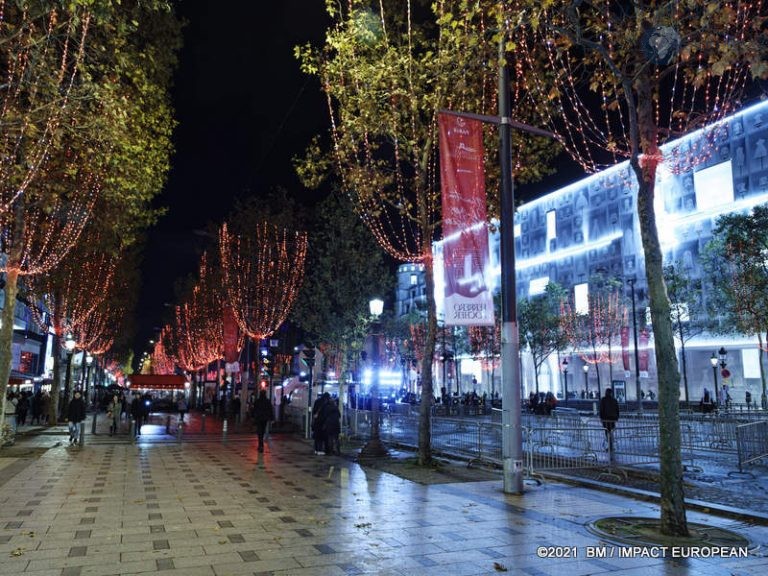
xmin=127 ymin=374 xmax=187 ymax=390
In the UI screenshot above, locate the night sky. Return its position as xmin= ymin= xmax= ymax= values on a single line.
xmin=134 ymin=1 xmax=330 ymax=356
xmin=133 ymin=1 xmax=582 ymax=362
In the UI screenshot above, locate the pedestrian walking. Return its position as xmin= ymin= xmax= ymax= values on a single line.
xmin=746 ymin=390 xmax=752 ymax=409
xmin=3 ymin=392 xmax=18 ymax=441
xmin=251 ymin=390 xmax=273 ymax=452
xmin=599 ymin=388 xmax=620 ymax=460
xmin=311 ymin=393 xmax=328 ymax=455
xmin=40 ymin=392 xmax=51 ymax=424
xmin=108 ymin=395 xmax=121 ymax=436
xmin=16 ymin=392 xmax=29 ymax=426
xmin=130 ymin=394 xmax=144 ymax=436
xmin=67 ymin=391 xmax=86 ymax=446
xmin=322 ymin=397 xmax=341 ymax=455
xmin=231 ymin=394 xmax=241 ymax=424
xmin=177 ymin=395 xmax=188 ymax=423
xmin=30 ymin=391 xmax=43 ymax=425
xmin=700 ymin=388 xmax=714 ymax=414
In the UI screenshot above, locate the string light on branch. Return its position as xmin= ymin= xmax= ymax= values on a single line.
xmin=219 ymin=221 xmax=307 ymax=340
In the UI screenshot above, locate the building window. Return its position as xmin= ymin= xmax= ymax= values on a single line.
xmin=694 ymin=161 xmax=734 ymax=211
xmin=574 ymin=283 xmax=589 ymax=315
xmin=546 ymin=210 xmax=557 ymax=241
xmin=410 ymin=273 xmax=418 ymax=286
xmin=529 ymin=276 xmax=550 ymax=296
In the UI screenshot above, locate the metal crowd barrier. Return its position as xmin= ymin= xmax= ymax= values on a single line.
xmin=734 ymin=420 xmax=768 ymax=475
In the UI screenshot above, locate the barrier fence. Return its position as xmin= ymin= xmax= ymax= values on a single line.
xmin=345 ymin=409 xmax=758 ymax=480
xmin=735 ymin=420 xmax=768 ymax=474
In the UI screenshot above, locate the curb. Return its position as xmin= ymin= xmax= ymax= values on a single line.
xmin=542 ymin=470 xmax=768 ymax=526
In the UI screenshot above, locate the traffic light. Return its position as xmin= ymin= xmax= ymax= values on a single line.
xmin=259 ymin=379 xmax=268 ymax=390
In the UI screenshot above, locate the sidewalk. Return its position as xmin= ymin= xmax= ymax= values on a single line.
xmin=0 ymin=424 xmax=767 ymax=575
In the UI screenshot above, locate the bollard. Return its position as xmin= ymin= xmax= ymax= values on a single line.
xmin=201 ymin=413 xmax=206 ymax=433
xmin=165 ymin=415 xmax=171 ymax=434
xmin=78 ymin=421 xmax=85 ymax=447
xmin=91 ymin=411 xmax=97 ymax=434
xmin=130 ymin=420 xmax=136 ymax=443
xmin=176 ymin=421 xmax=183 ymax=444
xmin=222 ymin=418 xmax=228 ymax=444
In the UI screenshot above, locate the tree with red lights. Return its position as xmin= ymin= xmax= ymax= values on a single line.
xmin=297 ymin=1 xmax=557 ymax=464
xmin=219 ymin=222 xmax=307 ymax=344
xmin=516 ymin=0 xmax=768 ymax=535
xmin=25 ymin=235 xmax=118 ymax=421
xmin=560 ymin=278 xmax=624 ymax=399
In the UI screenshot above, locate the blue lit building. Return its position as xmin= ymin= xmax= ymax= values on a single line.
xmin=397 ymin=99 xmax=768 ymax=404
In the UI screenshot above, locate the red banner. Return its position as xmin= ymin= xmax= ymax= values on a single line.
xmin=621 ymin=326 xmax=630 ymax=371
xmin=223 ymin=306 xmax=240 ymax=363
xmin=638 ymin=328 xmax=650 ymax=372
xmin=438 ymin=112 xmax=494 ymax=326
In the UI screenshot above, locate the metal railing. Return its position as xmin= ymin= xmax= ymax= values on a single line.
xmin=735 ymin=420 xmax=768 ymax=475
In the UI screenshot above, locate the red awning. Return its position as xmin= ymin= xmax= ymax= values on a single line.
xmin=127 ymin=374 xmax=187 ymax=390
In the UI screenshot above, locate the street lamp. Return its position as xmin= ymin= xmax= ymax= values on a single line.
xmin=360 ymin=298 xmax=388 ymax=458
xmin=627 ymin=278 xmax=643 ymax=412
xmin=561 ymin=358 xmax=569 ymax=406
xmin=80 ymin=353 xmax=94 ymax=446
xmin=710 ymin=352 xmax=719 ymax=406
xmin=61 ymin=334 xmax=77 ymax=419
xmin=302 ymin=346 xmax=316 ymax=440
xmin=719 ymin=346 xmax=728 ymax=408
xmin=582 ymin=364 xmax=589 ymax=398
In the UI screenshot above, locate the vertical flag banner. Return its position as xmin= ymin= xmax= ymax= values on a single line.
xmin=438 ymin=112 xmax=494 ymax=326
xmin=621 ymin=326 xmax=630 ymax=371
xmin=638 ymin=328 xmax=650 ymax=375
xmin=222 ymin=306 xmax=240 ymax=365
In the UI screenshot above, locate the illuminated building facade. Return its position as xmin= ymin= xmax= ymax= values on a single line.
xmin=397 ymin=99 xmax=768 ymax=404
xmin=511 ymin=98 xmax=768 ymax=404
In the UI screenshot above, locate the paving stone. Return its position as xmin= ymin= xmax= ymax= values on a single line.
xmin=237 ymin=550 xmax=259 ymax=562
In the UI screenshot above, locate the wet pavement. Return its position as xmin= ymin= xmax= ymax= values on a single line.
xmin=0 ymin=413 xmax=767 ymax=575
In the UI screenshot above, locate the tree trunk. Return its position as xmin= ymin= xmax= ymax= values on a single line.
xmin=49 ymin=331 xmax=62 ymax=425
xmin=0 ymin=268 xmax=21 ymax=435
xmin=759 ymin=333 xmax=767 ymax=410
xmin=632 ymin=78 xmax=688 ymax=537
xmin=418 ymin=244 xmax=437 ymax=465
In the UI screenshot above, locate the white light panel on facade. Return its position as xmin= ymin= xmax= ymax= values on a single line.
xmin=694 ymin=161 xmax=734 ymax=211
xmin=574 ymin=283 xmax=589 ymax=315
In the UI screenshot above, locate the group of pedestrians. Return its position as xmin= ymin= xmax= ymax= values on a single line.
xmin=311 ymin=392 xmax=341 ymax=455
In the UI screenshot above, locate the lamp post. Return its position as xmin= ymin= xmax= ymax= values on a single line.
xmin=79 ymin=353 xmax=94 ymax=446
xmin=360 ymin=298 xmax=388 ymax=458
xmin=561 ymin=358 xmax=569 ymax=406
xmin=719 ymin=346 xmax=728 ymax=409
xmin=302 ymin=346 xmax=315 ymax=440
xmin=627 ymin=278 xmax=643 ymax=413
xmin=583 ymin=364 xmax=589 ymax=398
xmin=61 ymin=334 xmax=77 ymax=419
xmin=710 ymin=353 xmax=719 ymax=406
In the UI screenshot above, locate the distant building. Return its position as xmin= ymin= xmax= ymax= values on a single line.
xmin=396 ymin=98 xmax=768 ymax=404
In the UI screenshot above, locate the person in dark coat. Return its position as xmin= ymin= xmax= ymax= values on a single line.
xmin=599 ymin=388 xmax=620 ymax=433
xmin=311 ymin=393 xmax=328 ymax=455
xmin=67 ymin=391 xmax=86 ymax=445
xmin=30 ymin=391 xmax=43 ymax=425
xmin=16 ymin=392 xmax=29 ymax=426
xmin=599 ymin=388 xmax=620 ymax=460
xmin=252 ymin=390 xmax=273 ymax=452
xmin=322 ymin=397 xmax=341 ymax=455
xmin=130 ymin=395 xmax=144 ymax=436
